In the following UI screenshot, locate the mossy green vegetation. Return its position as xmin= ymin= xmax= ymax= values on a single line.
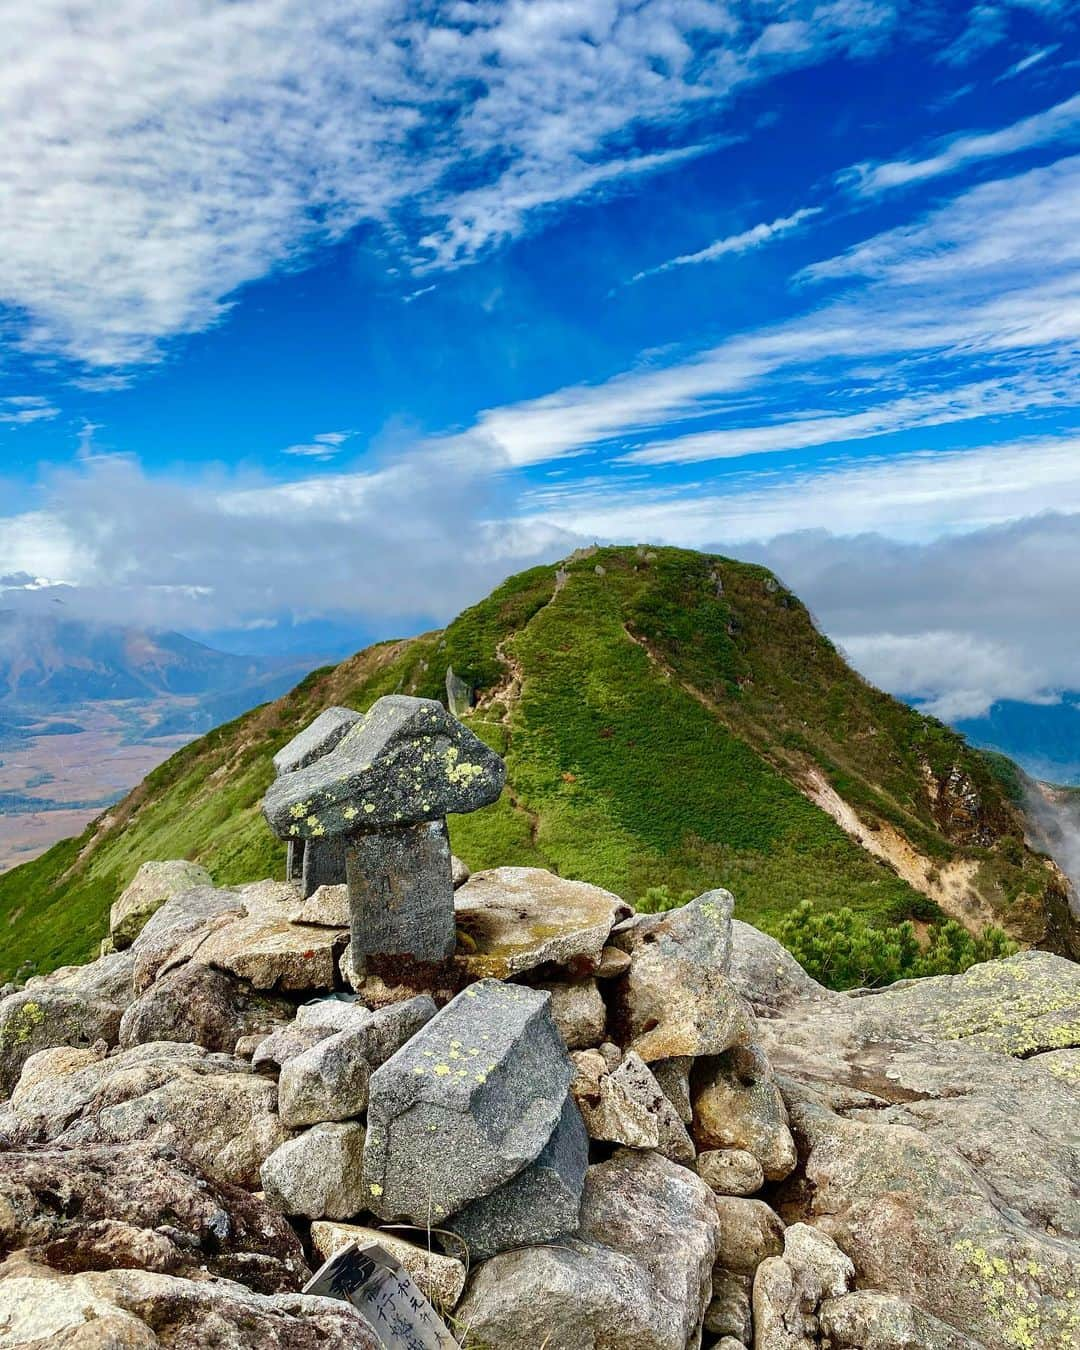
xmin=0 ymin=546 xmax=1055 ymax=986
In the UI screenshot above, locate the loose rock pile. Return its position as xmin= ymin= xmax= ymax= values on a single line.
xmin=0 ymin=696 xmax=1076 ymax=1349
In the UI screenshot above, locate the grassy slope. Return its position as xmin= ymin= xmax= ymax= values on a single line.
xmin=0 ymin=546 xmax=1052 ymax=982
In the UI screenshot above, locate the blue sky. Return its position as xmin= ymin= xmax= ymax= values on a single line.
xmin=2 ymin=0 xmax=1080 ymax=718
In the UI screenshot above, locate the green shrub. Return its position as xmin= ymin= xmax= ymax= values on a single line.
xmin=776 ymin=901 xmax=1018 ymax=991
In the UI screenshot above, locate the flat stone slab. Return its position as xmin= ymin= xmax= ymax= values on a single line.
xmin=363 ymin=978 xmax=571 ymax=1223
xmin=263 ymin=695 xmax=505 ymax=839
xmin=445 ymin=1096 xmax=588 ymax=1260
xmin=272 ymin=706 xmax=362 ymax=778
xmin=454 ymin=867 xmax=631 ymax=978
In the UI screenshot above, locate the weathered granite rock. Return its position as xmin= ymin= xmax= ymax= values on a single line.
xmin=727 ymin=918 xmax=835 ymax=1015
xmin=652 ymin=1055 xmax=693 ymax=1124
xmin=610 ymin=890 xmax=754 ymax=1062
xmin=454 ymin=867 xmax=630 ymax=978
xmin=109 ymin=860 xmax=214 ymax=950
xmin=6 ymin=1041 xmax=286 ymax=1188
xmin=278 ymin=1029 xmax=372 ymax=1128
xmin=260 ymin=1121 xmax=366 ymax=1220
xmin=176 ymin=906 xmax=347 ymax=993
xmin=130 ymin=883 xmax=246 ymax=993
xmin=818 ymin=1290 xmax=986 ymax=1348
xmin=534 ymin=977 xmax=607 ymax=1049
xmin=712 ymin=1196 xmax=785 ymax=1277
xmin=704 ymin=1269 xmax=752 ymax=1342
xmin=691 ymin=1043 xmax=797 ymax=1181
xmin=451 ymin=854 xmax=470 ymax=889
xmin=0 ymin=950 xmax=136 ymax=1096
xmin=573 ymin=1049 xmax=695 ymax=1163
xmin=118 ymin=963 xmax=294 ymax=1053
xmin=695 ymin=1147 xmax=765 ymax=1197
xmin=289 ymin=883 xmax=350 ymax=927
xmin=263 ymin=695 xmax=505 ymax=838
xmin=0 ymin=1255 xmax=380 ymax=1348
xmin=311 ymin=1221 xmax=466 ymax=1311
xmin=278 ymin=995 xmax=436 ymax=1126
xmin=251 ymin=1023 xmax=334 ymax=1074
xmin=363 ymin=979 xmax=571 ymax=1223
xmin=445 ymin=1097 xmax=589 ymax=1259
xmin=752 ymin=1222 xmax=854 ymax=1349
xmin=0 ymin=1142 xmax=307 ymax=1293
xmin=294 ymin=997 xmax=371 ymax=1032
xmin=457 ymin=1149 xmax=720 ymax=1350
xmin=272 ymin=706 xmax=363 ymax=777
xmin=596 ymin=944 xmax=632 ymax=979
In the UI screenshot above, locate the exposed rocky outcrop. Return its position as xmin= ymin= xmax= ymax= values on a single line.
xmin=0 ymin=706 xmax=1076 ymax=1350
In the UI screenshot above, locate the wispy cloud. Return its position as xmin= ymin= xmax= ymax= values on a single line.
xmin=841 ymin=92 xmax=1080 ymax=195
xmin=0 ymin=0 xmax=900 ymax=369
xmin=0 ymin=395 xmax=57 ymax=425
xmin=627 ymin=207 xmax=821 ymax=285
xmin=281 ymin=431 xmax=353 ymax=461
xmin=997 ymin=44 xmax=1059 ymax=80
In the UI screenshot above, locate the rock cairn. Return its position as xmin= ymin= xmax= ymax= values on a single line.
xmin=0 ymin=699 xmax=1076 ymax=1348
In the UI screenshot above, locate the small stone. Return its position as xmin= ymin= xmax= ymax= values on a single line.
xmin=288 ymin=884 xmax=350 ymax=927
xmin=713 ymin=1196 xmax=785 ymax=1276
xmin=535 ymin=978 xmax=607 ymax=1049
xmin=695 ymin=1147 xmax=765 ymax=1197
xmin=691 ymin=1044 xmax=797 ymax=1182
xmin=278 ymin=1030 xmax=372 ymax=1128
xmin=753 ymin=1223 xmax=854 ymax=1349
xmin=251 ymin=1024 xmax=334 ymax=1075
xmin=311 ymin=1221 xmax=466 ymax=1311
xmin=652 ymin=1056 xmax=693 ymax=1123
xmin=260 ymin=1121 xmax=367 ymax=1219
xmin=278 ymin=997 xmax=436 ymax=1127
xmin=363 ymin=979 xmax=571 ymax=1223
xmin=454 ymin=867 xmax=631 ymax=978
xmin=705 ymin=1269 xmax=752 ymax=1341
xmin=573 ymin=1049 xmax=695 ymax=1163
xmin=595 ymin=945 xmax=631 ymax=979
xmin=610 ymin=890 xmax=754 ymax=1062
xmin=451 ymin=855 xmax=470 ymax=889
xmin=445 ymin=1097 xmax=588 ymax=1260
xmin=294 ymin=997 xmax=371 ymax=1033
xmin=109 ymin=860 xmax=213 ymax=950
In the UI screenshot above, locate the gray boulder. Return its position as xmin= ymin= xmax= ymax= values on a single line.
xmin=695 ymin=1147 xmax=764 ymax=1197
xmin=131 ymin=883 xmax=246 ymax=992
xmin=457 ymin=1149 xmax=720 ymax=1350
xmin=751 ymin=1222 xmax=854 ymax=1349
xmin=109 ymin=859 xmax=214 ymax=950
xmin=0 ymin=1255 xmax=379 ymax=1348
xmin=252 ymin=1023 xmax=335 ymax=1074
xmin=610 ymin=890 xmax=754 ymax=1062
xmin=6 ymin=1040 xmax=286 ymax=1188
xmin=118 ymin=963 xmax=294 ymax=1053
xmin=0 ymin=1142 xmax=307 ymax=1293
xmin=0 ymin=950 xmax=136 ymax=1096
xmin=363 ymin=979 xmax=571 ymax=1223
xmin=712 ymin=1196 xmax=785 ymax=1277
xmin=444 ymin=1097 xmax=589 ymax=1259
xmin=534 ymin=977 xmax=607 ymax=1049
xmin=573 ymin=1048 xmax=695 ymax=1163
xmin=262 ymin=695 xmax=505 ymax=838
xmin=818 ymin=1290 xmax=987 ymax=1348
xmin=260 ymin=1121 xmax=367 ymax=1220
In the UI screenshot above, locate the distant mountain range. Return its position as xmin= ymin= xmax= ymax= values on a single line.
xmin=0 ymin=611 xmax=318 ymax=736
xmin=2 ymin=545 xmax=1074 ymax=982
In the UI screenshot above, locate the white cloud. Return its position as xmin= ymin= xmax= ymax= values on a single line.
xmin=0 ymin=0 xmax=899 ymax=368
xmin=628 ymin=206 xmax=821 ymax=284
xmin=0 ymin=396 xmax=57 ymax=425
xmin=518 ymin=437 xmax=1080 ymax=545
xmin=281 ymin=430 xmax=353 ymax=460
xmin=997 ymin=43 xmax=1059 ymax=79
xmin=842 ymin=92 xmax=1080 ymax=195
xmin=838 ymin=631 xmax=1057 ymax=719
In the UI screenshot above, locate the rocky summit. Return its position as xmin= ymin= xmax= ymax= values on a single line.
xmin=0 ymin=704 xmax=1077 ymax=1349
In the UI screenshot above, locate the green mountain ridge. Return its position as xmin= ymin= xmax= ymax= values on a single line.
xmin=1 ymin=545 xmax=1072 ymax=984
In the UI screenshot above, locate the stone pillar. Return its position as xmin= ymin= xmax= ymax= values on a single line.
xmin=345 ymin=821 xmax=455 ymax=966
